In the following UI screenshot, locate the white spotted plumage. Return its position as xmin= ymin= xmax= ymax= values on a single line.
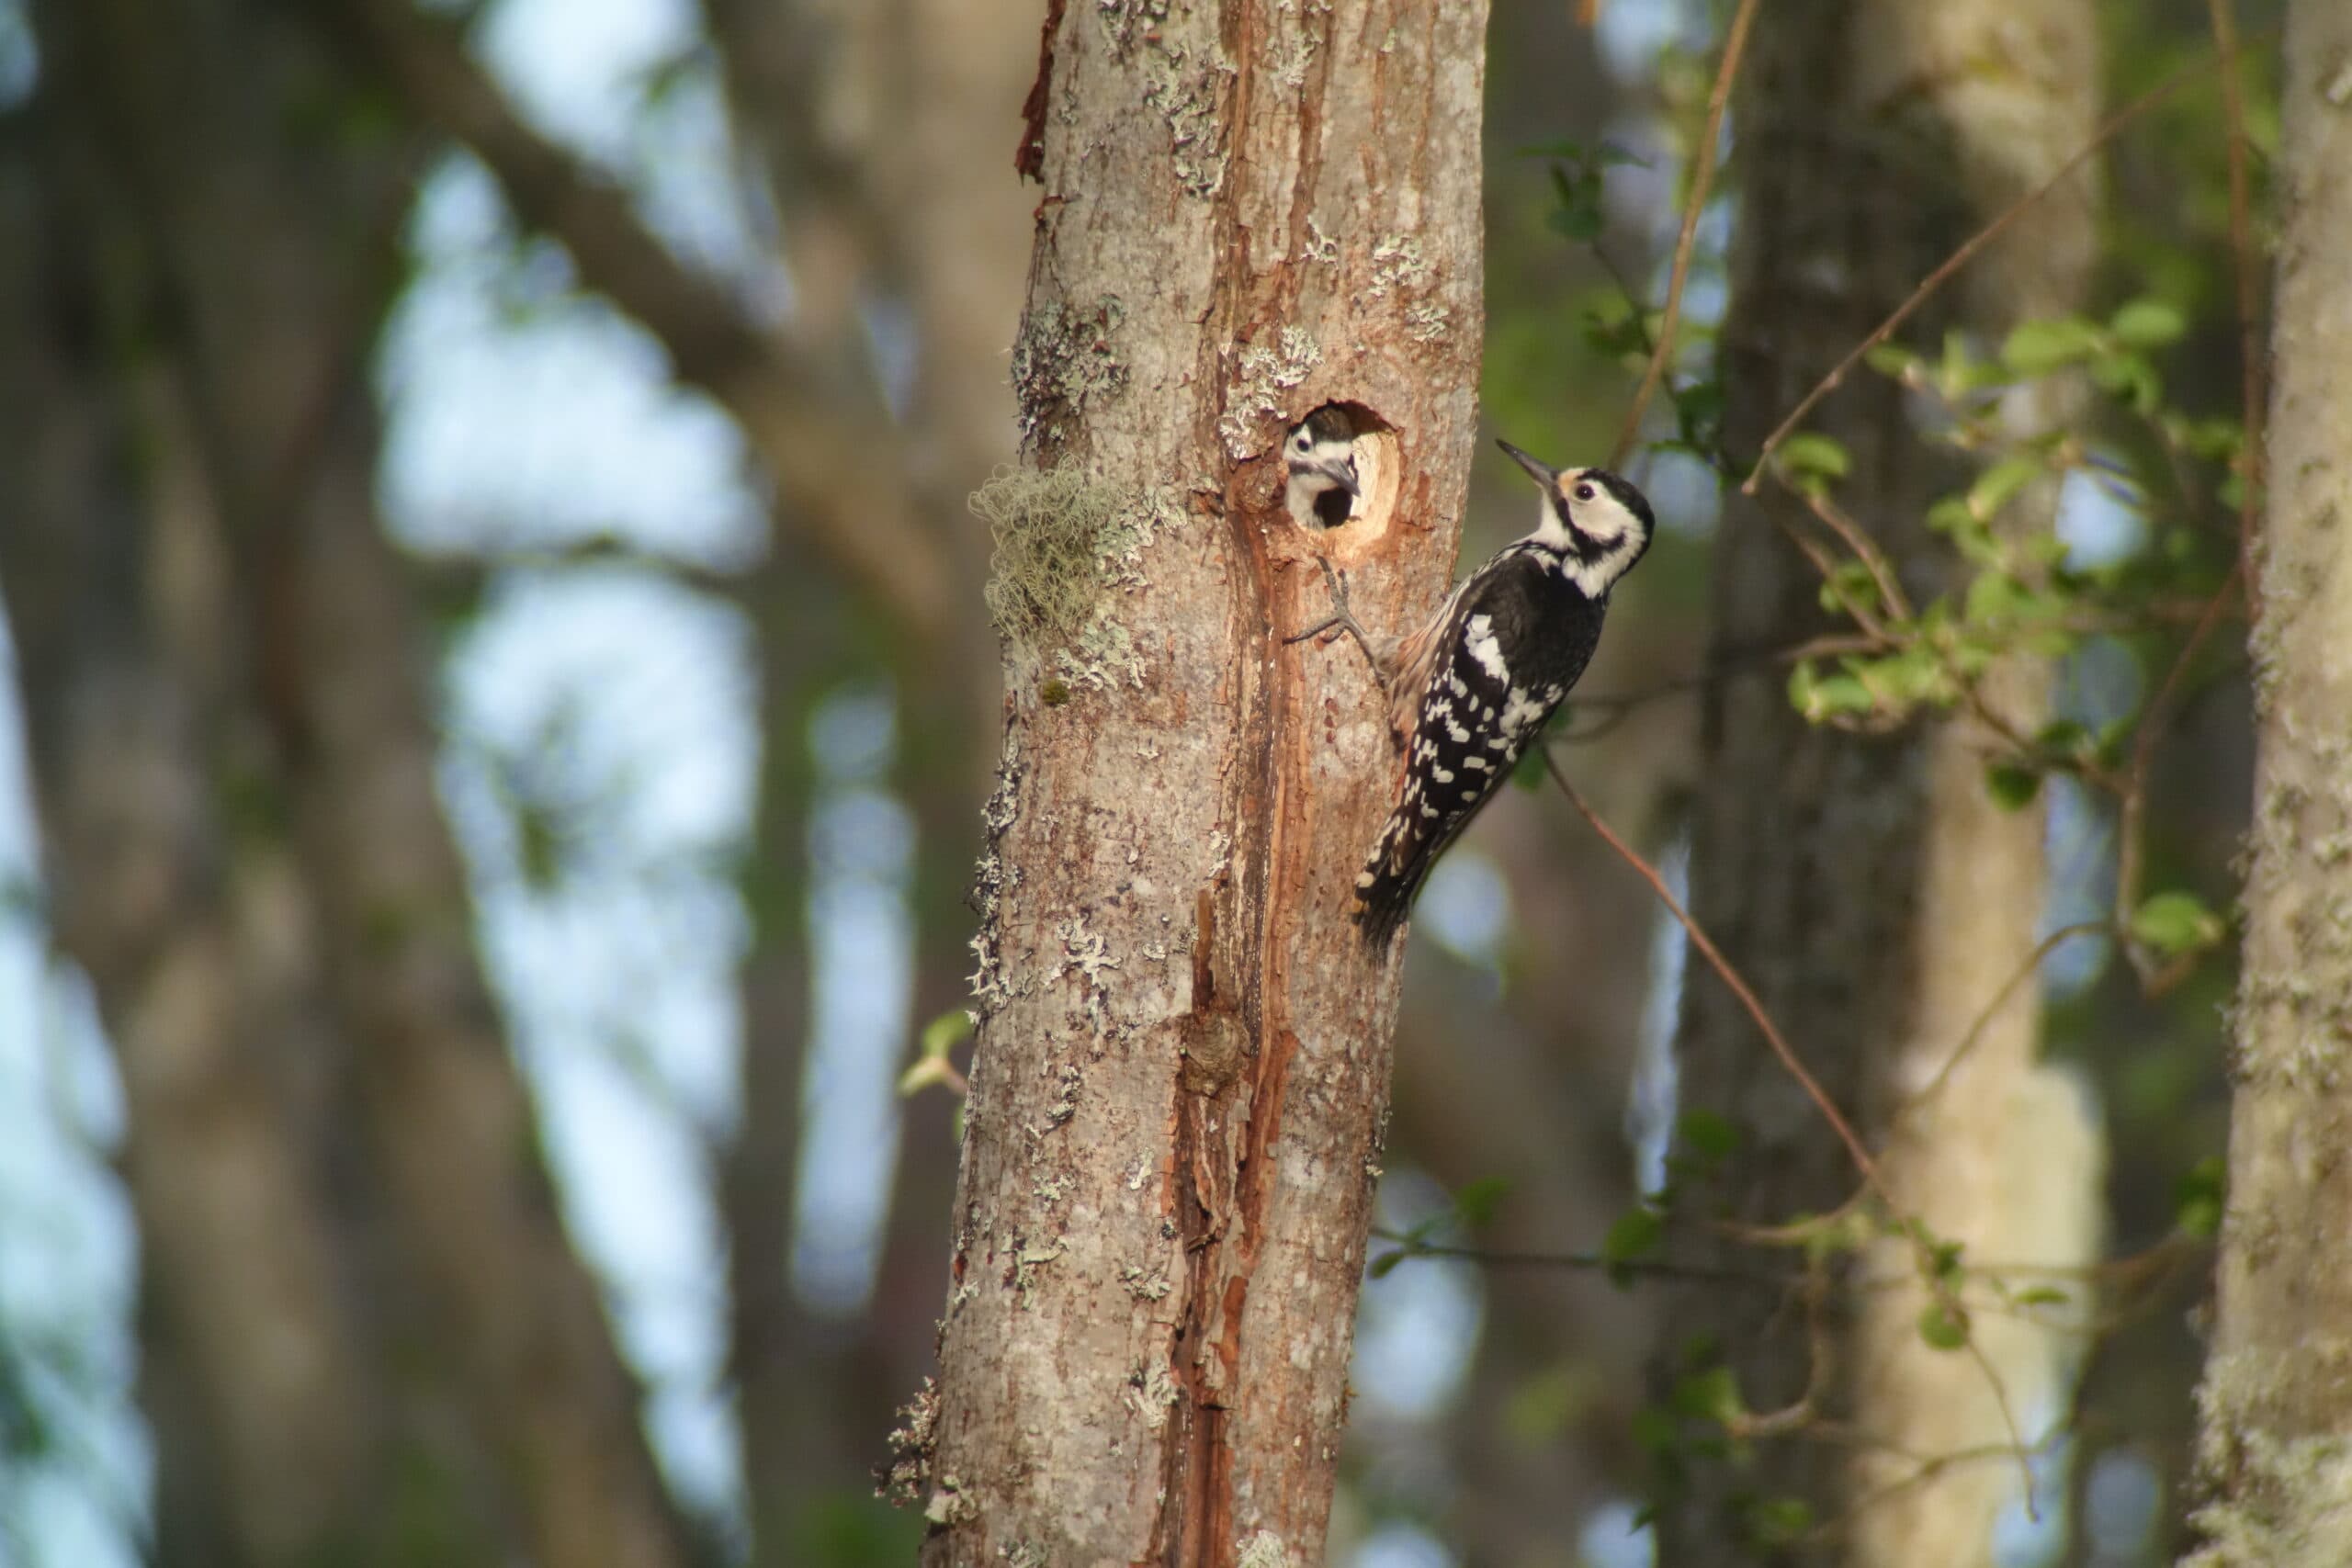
xmin=1350 ymin=442 xmax=1657 ymax=948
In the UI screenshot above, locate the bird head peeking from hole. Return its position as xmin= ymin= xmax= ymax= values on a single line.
xmin=1284 ymin=408 xmax=1362 ymax=530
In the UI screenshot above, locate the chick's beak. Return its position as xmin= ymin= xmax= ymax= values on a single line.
xmin=1322 ymin=457 xmax=1363 ymax=499
xmin=1497 ymin=438 xmax=1558 ymax=490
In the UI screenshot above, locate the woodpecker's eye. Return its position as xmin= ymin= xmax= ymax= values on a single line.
xmin=1295 ymin=434 xmax=1312 ymax=451
xmin=1574 ymin=482 xmax=1597 ymax=502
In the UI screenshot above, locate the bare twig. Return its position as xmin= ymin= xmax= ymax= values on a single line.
xmin=1609 ymin=0 xmax=1760 ymax=468
xmin=1791 ymin=484 xmax=1917 ymax=623
xmin=1367 ymin=1233 xmax=1790 ymax=1288
xmin=1897 ymin=922 xmax=2110 ymax=1114
xmin=2114 ymin=564 xmax=2245 ymax=975
xmin=1545 ymin=757 xmax=2044 ymax=1495
xmin=1745 ymin=47 xmax=2245 ymax=493
xmin=1543 ymin=752 xmax=1894 ymax=1209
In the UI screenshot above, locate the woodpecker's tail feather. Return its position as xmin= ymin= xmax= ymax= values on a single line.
xmin=1353 ymin=807 xmax=1450 ymax=951
xmin=1352 ymin=873 xmax=1416 ymax=950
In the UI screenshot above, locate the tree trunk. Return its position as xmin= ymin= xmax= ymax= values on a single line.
xmin=0 ymin=136 xmax=413 ymax=1568
xmin=2183 ymin=6 xmax=2352 ymax=1562
xmin=1657 ymin=2 xmax=2100 ymax=1562
xmin=910 ymin=3 xmax=1488 ymax=1562
xmin=13 ymin=5 xmax=695 ymax=1565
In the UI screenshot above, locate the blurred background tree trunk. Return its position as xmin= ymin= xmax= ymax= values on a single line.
xmin=1658 ymin=0 xmax=2103 ymax=1561
xmin=2185 ymin=4 xmax=2352 ymax=1562
xmin=693 ymin=2 xmax=1031 ymax=1554
xmin=912 ymin=1 xmax=1487 ymax=1561
xmin=1 ymin=4 xmax=690 ymax=1565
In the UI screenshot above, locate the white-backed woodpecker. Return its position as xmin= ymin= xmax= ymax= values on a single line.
xmin=1295 ymin=437 xmax=1656 ymax=947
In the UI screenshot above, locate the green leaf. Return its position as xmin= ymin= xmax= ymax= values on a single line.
xmin=2131 ymin=889 xmax=2226 ymax=958
xmin=1672 ymin=1365 xmax=1745 ymax=1426
xmin=1748 ymin=1498 xmax=1816 ymax=1547
xmin=2175 ymin=1156 xmax=2226 ymax=1239
xmin=2090 ymin=351 xmax=2164 ymax=415
xmin=1775 ymin=432 xmax=1850 ymax=484
xmin=1631 ymin=1405 xmax=1680 ymax=1456
xmin=1368 ymin=1248 xmax=1408 ymax=1279
xmin=2185 ymin=418 xmax=2244 ymax=463
xmin=1965 ymin=571 xmax=2027 ymax=626
xmin=2000 ymin=317 xmax=2102 ymax=377
xmin=1452 ymin=1176 xmax=1511 ymax=1230
xmin=1917 ymin=1300 xmax=1972 ymax=1351
xmin=921 ymin=1007 xmax=975 ymax=1057
xmin=1968 ymin=454 xmax=2043 ymax=522
xmin=901 ymin=1009 xmax=977 ymax=1096
xmin=1789 ymin=662 xmax=1875 ymax=723
xmin=2110 ymin=298 xmax=2188 ymax=349
xmin=2035 ymin=718 xmax=2092 ymax=756
xmin=1678 ymin=1109 xmax=1740 ymax=1162
xmin=1926 ymin=496 xmax=1975 ymax=536
xmin=1546 ymin=161 xmax=1607 ymax=242
xmin=2015 ymin=1285 xmax=2072 ymax=1308
xmin=1603 ymin=1205 xmax=1666 ymax=1286
xmin=1863 ymin=343 xmax=1920 ymax=378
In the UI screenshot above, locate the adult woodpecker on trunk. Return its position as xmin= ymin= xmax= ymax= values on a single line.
xmin=1293 ymin=438 xmax=1656 ymax=947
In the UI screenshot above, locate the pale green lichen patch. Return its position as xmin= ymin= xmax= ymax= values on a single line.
xmin=2185 ymin=1430 xmax=2352 ymax=1566
xmin=1141 ymin=40 xmax=1229 ymax=197
xmin=1012 ymin=297 xmax=1129 ymax=448
xmin=977 ymin=467 xmax=1129 ymax=652
xmin=977 ymin=467 xmax=1179 ymax=690
xmin=1096 ymin=0 xmax=1171 ymax=58
xmin=1218 ymin=326 xmax=1322 ymax=459
xmin=1237 ymin=1529 xmax=1302 ymax=1568
xmin=2186 ymin=1347 xmax=2352 ymax=1565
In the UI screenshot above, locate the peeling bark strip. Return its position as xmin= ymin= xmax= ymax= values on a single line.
xmin=919 ymin=3 xmax=1488 ymax=1563
xmin=2185 ymin=6 xmax=2352 ymax=1564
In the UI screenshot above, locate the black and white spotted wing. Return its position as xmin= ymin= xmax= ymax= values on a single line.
xmin=1353 ymin=546 xmax=1609 ymax=946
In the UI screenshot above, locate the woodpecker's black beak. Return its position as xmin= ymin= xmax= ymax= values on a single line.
xmin=1498 ymin=439 xmax=1558 ymax=490
xmin=1324 ymin=457 xmax=1363 ymax=499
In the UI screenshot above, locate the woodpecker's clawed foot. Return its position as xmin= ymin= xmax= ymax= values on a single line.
xmin=1288 ymin=557 xmax=1385 ymax=677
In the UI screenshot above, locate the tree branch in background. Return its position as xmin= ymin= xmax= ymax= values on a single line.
xmin=1544 ymin=752 xmax=1894 ymax=1207
xmin=344 ymin=0 xmax=951 ymax=635
xmin=1743 ymin=41 xmax=2243 ymax=492
xmin=1607 ymin=0 xmax=1758 ymax=469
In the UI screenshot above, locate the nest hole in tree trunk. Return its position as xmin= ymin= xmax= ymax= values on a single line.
xmin=1285 ymin=400 xmax=1401 ymax=560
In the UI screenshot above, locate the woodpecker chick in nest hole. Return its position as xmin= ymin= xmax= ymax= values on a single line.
xmin=1283 ymin=407 xmax=1363 ymax=530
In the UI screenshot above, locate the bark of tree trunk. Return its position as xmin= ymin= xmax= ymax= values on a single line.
xmin=1657 ymin=2 xmax=2100 ymax=1562
xmin=2182 ymin=6 xmax=2352 ymax=1562
xmin=909 ymin=5 xmax=1487 ymax=1562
